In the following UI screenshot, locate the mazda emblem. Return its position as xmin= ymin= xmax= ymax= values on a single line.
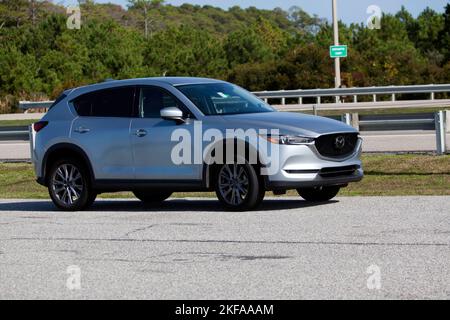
xmin=334 ymin=136 xmax=346 ymax=149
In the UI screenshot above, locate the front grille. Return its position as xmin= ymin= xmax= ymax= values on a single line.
xmin=315 ymin=133 xmax=358 ymax=158
xmin=319 ymin=165 xmax=360 ymax=178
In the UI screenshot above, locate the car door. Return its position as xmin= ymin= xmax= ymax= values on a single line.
xmin=130 ymin=86 xmax=201 ymax=181
xmin=71 ymin=86 xmax=136 ymax=180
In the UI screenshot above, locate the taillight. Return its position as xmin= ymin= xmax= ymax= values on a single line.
xmin=33 ymin=121 xmax=48 ymax=133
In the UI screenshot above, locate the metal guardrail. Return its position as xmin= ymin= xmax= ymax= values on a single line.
xmin=340 ymin=111 xmax=448 ymax=154
xmin=359 ymin=114 xmax=435 ymax=131
xmin=0 ymin=126 xmax=29 ymax=141
xmin=274 ymin=100 xmax=450 ymax=112
xmin=18 ymin=101 xmax=53 ymax=111
xmin=253 ymin=84 xmax=450 ymax=105
xmin=340 ymin=113 xmax=436 ymax=130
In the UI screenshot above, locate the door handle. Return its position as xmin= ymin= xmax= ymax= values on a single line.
xmin=74 ymin=126 xmax=90 ymax=134
xmin=134 ymin=129 xmax=147 ymax=137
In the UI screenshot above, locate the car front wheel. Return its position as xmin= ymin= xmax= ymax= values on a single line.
xmin=297 ymin=186 xmax=340 ymax=202
xmin=215 ymin=162 xmax=263 ymax=211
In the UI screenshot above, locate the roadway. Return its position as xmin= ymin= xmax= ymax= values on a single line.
xmin=0 ymin=113 xmax=45 ymax=121
xmin=0 ymin=197 xmax=448 ymax=299
xmin=0 ymin=141 xmax=30 ymax=161
xmin=361 ymin=130 xmax=448 ymax=153
xmin=1 ymin=131 xmax=448 ymax=161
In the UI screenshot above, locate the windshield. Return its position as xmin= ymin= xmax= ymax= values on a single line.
xmin=177 ymin=83 xmax=275 ymax=116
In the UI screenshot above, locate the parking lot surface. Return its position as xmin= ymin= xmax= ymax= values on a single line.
xmin=0 ymin=196 xmax=448 ymax=299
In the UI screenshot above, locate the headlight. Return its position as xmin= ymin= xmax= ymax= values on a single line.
xmin=260 ymin=134 xmax=315 ymax=145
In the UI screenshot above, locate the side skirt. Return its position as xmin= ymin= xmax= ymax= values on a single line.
xmin=93 ymin=179 xmax=207 ymax=193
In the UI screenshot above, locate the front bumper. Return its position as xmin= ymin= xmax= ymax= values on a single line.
xmin=266 ymin=168 xmax=363 ymax=190
xmin=263 ymin=138 xmax=364 ymax=190
xmin=36 ymin=177 xmax=46 ymax=186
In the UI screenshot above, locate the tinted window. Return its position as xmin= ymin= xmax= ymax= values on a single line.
xmin=140 ymin=86 xmax=185 ymax=118
xmin=73 ymin=94 xmax=92 ymax=116
xmin=73 ymin=87 xmax=135 ymax=117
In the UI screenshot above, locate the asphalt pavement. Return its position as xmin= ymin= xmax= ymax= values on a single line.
xmin=0 ymin=196 xmax=448 ymax=299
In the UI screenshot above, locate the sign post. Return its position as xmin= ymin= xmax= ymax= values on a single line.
xmin=332 ymin=0 xmax=341 ymax=91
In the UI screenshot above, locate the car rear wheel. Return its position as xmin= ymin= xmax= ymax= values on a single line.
xmin=133 ymin=190 xmax=172 ymax=203
xmin=297 ymin=186 xmax=340 ymax=202
xmin=48 ymin=159 xmax=96 ymax=211
xmin=215 ymin=162 xmax=263 ymax=211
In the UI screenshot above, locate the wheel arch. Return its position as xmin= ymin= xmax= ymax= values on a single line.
xmin=202 ymin=138 xmax=266 ymax=189
xmin=41 ymin=143 xmax=95 ymax=187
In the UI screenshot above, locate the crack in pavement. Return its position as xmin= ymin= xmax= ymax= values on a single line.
xmin=3 ymin=237 xmax=450 ymax=247
xmin=121 ymin=223 xmax=212 ymax=238
xmin=122 ymin=224 xmax=158 ymax=238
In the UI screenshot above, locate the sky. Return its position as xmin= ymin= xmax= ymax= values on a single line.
xmin=57 ymin=0 xmax=449 ymax=24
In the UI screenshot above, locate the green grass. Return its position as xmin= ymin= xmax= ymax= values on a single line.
xmin=0 ymin=154 xmax=449 ymax=199
xmin=339 ymin=154 xmax=450 ymax=196
xmin=0 ymin=119 xmax=38 ymax=127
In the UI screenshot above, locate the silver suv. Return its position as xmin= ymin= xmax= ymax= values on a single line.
xmin=30 ymin=77 xmax=363 ymax=211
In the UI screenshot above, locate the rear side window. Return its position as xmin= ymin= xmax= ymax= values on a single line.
xmin=73 ymin=87 xmax=136 ymax=117
xmin=73 ymin=95 xmax=92 ymax=116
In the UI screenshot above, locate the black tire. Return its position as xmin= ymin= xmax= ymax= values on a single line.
xmin=133 ymin=190 xmax=172 ymax=203
xmin=215 ymin=162 xmax=263 ymax=211
xmin=256 ymin=189 xmax=266 ymax=206
xmin=48 ymin=158 xmax=96 ymax=211
xmin=297 ymin=186 xmax=340 ymax=202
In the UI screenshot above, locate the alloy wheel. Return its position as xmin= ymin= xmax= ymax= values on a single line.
xmin=218 ymin=164 xmax=250 ymax=206
xmin=51 ymin=164 xmax=84 ymax=206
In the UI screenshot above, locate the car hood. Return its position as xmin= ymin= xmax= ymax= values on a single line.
xmin=221 ymin=112 xmax=357 ymax=137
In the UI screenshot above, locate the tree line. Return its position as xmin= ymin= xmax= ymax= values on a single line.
xmin=0 ymin=0 xmax=449 ymax=113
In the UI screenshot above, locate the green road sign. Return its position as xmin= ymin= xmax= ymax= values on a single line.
xmin=330 ymin=45 xmax=348 ymax=58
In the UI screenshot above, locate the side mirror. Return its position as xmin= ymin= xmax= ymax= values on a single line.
xmin=160 ymin=107 xmax=185 ymax=124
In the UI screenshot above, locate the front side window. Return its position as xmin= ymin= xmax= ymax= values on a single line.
xmin=139 ymin=86 xmax=186 ymax=118
xmin=73 ymin=87 xmax=135 ymax=118
xmin=177 ymin=83 xmax=275 ymax=116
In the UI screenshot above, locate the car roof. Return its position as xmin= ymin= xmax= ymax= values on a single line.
xmin=148 ymin=77 xmax=225 ymax=86
xmin=98 ymin=77 xmax=225 ymax=86
xmin=64 ymin=77 xmax=224 ymax=98
xmin=65 ymin=77 xmax=226 ymax=99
